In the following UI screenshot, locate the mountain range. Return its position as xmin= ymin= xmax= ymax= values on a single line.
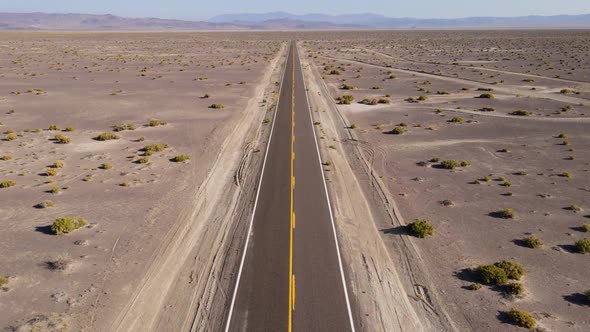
xmin=1 ymin=12 xmax=589 ymax=31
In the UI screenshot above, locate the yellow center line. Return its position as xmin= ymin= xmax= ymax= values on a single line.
xmin=288 ymin=43 xmax=296 ymax=332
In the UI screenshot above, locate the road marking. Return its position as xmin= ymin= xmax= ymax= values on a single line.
xmin=224 ymin=43 xmax=289 ymax=332
xmin=288 ymin=42 xmax=296 ymax=332
xmin=295 ymin=42 xmax=356 ymax=332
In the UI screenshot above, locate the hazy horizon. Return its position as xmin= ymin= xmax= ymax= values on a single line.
xmin=2 ymin=0 xmax=590 ymax=21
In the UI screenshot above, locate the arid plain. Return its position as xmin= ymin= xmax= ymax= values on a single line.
xmin=1 ymin=30 xmax=589 ymax=331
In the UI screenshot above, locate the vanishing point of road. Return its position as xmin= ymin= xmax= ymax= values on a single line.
xmin=225 ymin=41 xmax=355 ymax=331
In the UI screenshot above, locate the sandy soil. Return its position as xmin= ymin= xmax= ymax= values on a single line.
xmin=0 ymin=32 xmax=285 ymax=331
xmin=300 ymin=31 xmax=590 ymax=331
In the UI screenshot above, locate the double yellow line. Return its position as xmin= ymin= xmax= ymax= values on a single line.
xmin=288 ymin=44 xmax=296 ymax=332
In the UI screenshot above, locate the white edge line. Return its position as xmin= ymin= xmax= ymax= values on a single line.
xmin=295 ymin=42 xmax=356 ymax=332
xmin=224 ymin=43 xmax=289 ymax=332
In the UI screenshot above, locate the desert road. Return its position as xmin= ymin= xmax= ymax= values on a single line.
xmin=225 ymin=41 xmax=355 ymax=331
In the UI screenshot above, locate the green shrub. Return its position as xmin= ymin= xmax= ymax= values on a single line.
xmin=575 ymin=238 xmax=590 ymax=254
xmin=54 ymin=134 xmax=70 ymax=144
xmin=460 ymin=161 xmax=471 ymax=167
xmin=378 ymin=98 xmax=391 ymax=104
xmin=360 ymin=98 xmax=378 ymax=105
xmin=417 ymin=95 xmax=427 ymax=101
xmin=45 ymin=168 xmax=57 ymax=176
xmin=53 ymin=160 xmax=65 ymax=168
xmin=407 ymin=219 xmax=434 ymax=238
xmin=37 ymin=200 xmax=54 ymax=208
xmin=467 ymin=283 xmax=482 ymax=291
xmin=480 ymin=107 xmax=496 ymax=112
xmin=171 ymin=155 xmax=191 ymax=162
xmin=136 ymin=157 xmax=149 ymax=164
xmin=523 ymin=237 xmax=543 ymax=248
xmin=114 ymin=123 xmax=137 ymax=131
xmin=507 ymin=308 xmax=536 ymax=329
xmin=585 ymin=290 xmax=590 ymax=301
xmin=582 ymin=224 xmax=590 ymax=232
xmin=495 ymin=260 xmax=525 ymax=280
xmin=557 ymin=133 xmax=567 ymax=138
xmin=476 ymin=265 xmax=508 ymax=285
xmin=568 ymin=204 xmax=581 ymax=213
xmin=440 ymin=160 xmax=460 ymax=169
xmin=506 ymin=282 xmax=525 ymax=297
xmin=148 ymin=119 xmax=167 ymax=127
xmin=562 ymin=171 xmax=572 ymax=178
xmin=390 ymin=127 xmax=405 ymax=135
xmin=142 ymin=143 xmax=168 ymax=155
xmin=5 ymin=132 xmax=17 ymax=141
xmin=0 ymin=180 xmax=16 ymax=188
xmin=329 ymin=69 xmax=341 ymax=75
xmin=449 ymin=117 xmax=463 ymax=123
xmin=51 ymin=217 xmax=88 ymax=235
xmin=0 ymin=155 xmax=12 ymax=161
xmin=50 ymin=186 xmax=61 ymax=194
xmin=64 ymin=126 xmax=76 ymax=132
xmin=101 ymin=162 xmax=113 ymax=170
xmin=209 ymin=103 xmax=225 ymax=109
xmin=496 ymin=208 xmax=516 ymax=219
xmin=340 ymin=84 xmax=357 ymax=90
xmin=478 ymin=93 xmax=495 ymax=99
xmin=337 ymin=95 xmax=354 ymax=105
xmin=95 ymin=132 xmax=120 ymax=141
xmin=510 ymin=110 xmax=532 ymax=116
xmin=48 ymin=124 xmax=61 ymax=131
xmin=0 ymin=276 xmax=9 ymax=288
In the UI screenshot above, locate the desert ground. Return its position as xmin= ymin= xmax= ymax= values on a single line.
xmin=0 ymin=32 xmax=286 ymax=331
xmin=299 ymin=30 xmax=590 ymax=331
xmin=1 ymin=30 xmax=589 ymax=332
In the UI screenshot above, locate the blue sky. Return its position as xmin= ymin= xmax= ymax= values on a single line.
xmin=2 ymin=0 xmax=590 ymax=20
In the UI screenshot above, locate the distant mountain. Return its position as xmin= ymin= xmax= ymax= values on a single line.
xmin=1 ymin=12 xmax=590 ymax=31
xmin=210 ymin=12 xmax=590 ymax=28
xmin=0 ymin=12 xmax=363 ymax=30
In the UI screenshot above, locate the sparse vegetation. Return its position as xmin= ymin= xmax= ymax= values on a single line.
xmin=389 ymin=127 xmax=405 ymax=135
xmin=54 ymin=134 xmax=70 ymax=144
xmin=407 ymin=219 xmax=434 ymax=238
xmin=171 ymin=154 xmax=191 ymax=162
xmin=440 ymin=160 xmax=460 ymax=169
xmin=95 ymin=132 xmax=120 ymax=141
xmin=340 ymin=84 xmax=357 ymax=90
xmin=337 ymin=95 xmax=354 ymax=105
xmin=575 ymin=238 xmax=590 ymax=254
xmin=148 ymin=119 xmax=167 ymax=127
xmin=507 ymin=308 xmax=536 ymax=329
xmin=48 ymin=124 xmax=61 ymax=131
xmin=0 ymin=180 xmax=16 ymax=188
xmin=142 ymin=143 xmax=168 ymax=155
xmin=522 ymin=236 xmax=543 ymax=248
xmin=51 ymin=216 xmax=88 ymax=235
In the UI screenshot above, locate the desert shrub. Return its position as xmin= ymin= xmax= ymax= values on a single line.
xmin=467 ymin=283 xmax=482 ymax=291
xmin=562 ymin=140 xmax=570 ymax=146
xmin=437 ymin=91 xmax=450 ymax=95
xmin=562 ymin=171 xmax=572 ymax=178
xmin=575 ymin=238 xmax=590 ymax=254
xmin=210 ymin=103 xmax=226 ymax=109
xmin=557 ymin=133 xmax=567 ymax=138
xmin=137 ymin=136 xmax=145 ymax=142
xmin=0 ymin=180 xmax=16 ymax=188
xmin=360 ymin=98 xmax=378 ymax=105
xmin=171 ymin=155 xmax=191 ymax=162
xmin=499 ymin=148 xmax=510 ymax=153
xmin=582 ymin=224 xmax=590 ymax=232
xmin=95 ymin=132 xmax=120 ymax=141
xmin=37 ymin=200 xmax=54 ymax=208
xmin=48 ymin=124 xmax=60 ymax=131
xmin=349 ymin=124 xmax=357 ymax=129
xmin=482 ymin=175 xmax=491 ymax=182
xmin=585 ymin=290 xmax=590 ymax=301
xmin=337 ymin=95 xmax=354 ymax=105
xmin=429 ymin=157 xmax=440 ymax=163
xmin=64 ymin=126 xmax=75 ymax=132
xmin=101 ymin=162 xmax=113 ymax=170
xmin=50 ymin=186 xmax=61 ymax=194
xmin=114 ymin=123 xmax=136 ymax=131
xmin=378 ymin=98 xmax=390 ymax=104
xmin=496 ymin=208 xmax=516 ymax=219
xmin=476 ymin=265 xmax=508 ymax=285
xmin=390 ymin=127 xmax=405 ymax=135
xmin=54 ymin=134 xmax=70 ymax=144
xmin=136 ymin=157 xmax=149 ymax=164
xmin=407 ymin=219 xmax=434 ymax=238
xmin=478 ymin=93 xmax=494 ymax=99
xmin=142 ymin=143 xmax=168 ymax=155
xmin=449 ymin=117 xmax=463 ymax=123
xmin=480 ymin=107 xmax=496 ymax=112
xmin=568 ymin=204 xmax=581 ymax=213
xmin=329 ymin=69 xmax=341 ymax=75
xmin=440 ymin=160 xmax=460 ymax=169
xmin=45 ymin=168 xmax=58 ymax=176
xmin=148 ymin=119 xmax=167 ymax=127
xmin=506 ymin=282 xmax=525 ymax=297
xmin=460 ymin=161 xmax=471 ymax=167
xmin=46 ymin=255 xmax=71 ymax=271
xmin=51 ymin=216 xmax=88 ymax=235
xmin=523 ymin=237 xmax=543 ymax=248
xmin=372 ymin=86 xmax=382 ymax=90
xmin=0 ymin=276 xmax=8 ymax=288
xmin=510 ymin=110 xmax=532 ymax=116
xmin=340 ymin=84 xmax=357 ymax=90
xmin=53 ymin=160 xmax=65 ymax=168
xmin=495 ymin=260 xmax=525 ymax=280
xmin=0 ymin=155 xmax=12 ymax=161
xmin=503 ymin=181 xmax=512 ymax=187
xmin=560 ymin=88 xmax=573 ymax=94
xmin=417 ymin=95 xmax=427 ymax=101
xmin=5 ymin=132 xmax=17 ymax=141
xmin=507 ymin=308 xmax=536 ymax=329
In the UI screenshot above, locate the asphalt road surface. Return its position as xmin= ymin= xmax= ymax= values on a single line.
xmin=225 ymin=41 xmax=355 ymax=331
